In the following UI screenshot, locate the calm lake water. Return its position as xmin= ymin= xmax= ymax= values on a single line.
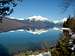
xmin=0 ymin=29 xmax=62 ymax=53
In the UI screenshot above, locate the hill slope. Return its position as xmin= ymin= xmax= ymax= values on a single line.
xmin=0 ymin=17 xmax=25 ymax=32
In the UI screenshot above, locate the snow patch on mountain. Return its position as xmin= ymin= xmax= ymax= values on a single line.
xmin=8 ymin=16 xmax=67 ymax=24
xmin=9 ymin=16 xmax=67 ymax=24
xmin=27 ymin=16 xmax=49 ymax=21
xmin=8 ymin=16 xmax=25 ymax=20
xmin=27 ymin=16 xmax=67 ymax=24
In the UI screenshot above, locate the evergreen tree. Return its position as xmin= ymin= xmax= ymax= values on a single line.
xmin=0 ymin=0 xmax=22 ymax=23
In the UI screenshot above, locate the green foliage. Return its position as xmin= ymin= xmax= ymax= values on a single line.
xmin=50 ymin=35 xmax=75 ymax=56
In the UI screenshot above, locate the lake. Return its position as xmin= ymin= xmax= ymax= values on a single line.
xmin=0 ymin=29 xmax=62 ymax=53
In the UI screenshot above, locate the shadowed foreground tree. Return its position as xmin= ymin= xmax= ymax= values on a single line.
xmin=0 ymin=0 xmax=22 ymax=23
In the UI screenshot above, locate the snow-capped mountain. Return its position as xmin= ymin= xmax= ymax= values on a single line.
xmin=26 ymin=16 xmax=49 ymax=21
xmin=0 ymin=16 xmax=68 ymax=34
xmin=9 ymin=16 xmax=68 ymax=28
xmin=26 ymin=16 xmax=67 ymax=23
xmin=9 ymin=16 xmax=67 ymax=24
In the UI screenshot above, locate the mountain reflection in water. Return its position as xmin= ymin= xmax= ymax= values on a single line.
xmin=0 ymin=28 xmax=62 ymax=53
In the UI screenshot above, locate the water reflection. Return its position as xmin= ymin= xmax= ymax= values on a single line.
xmin=25 ymin=29 xmax=48 ymax=35
xmin=8 ymin=27 xmax=62 ymax=35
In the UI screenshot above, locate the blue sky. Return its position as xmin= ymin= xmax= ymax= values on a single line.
xmin=10 ymin=0 xmax=74 ymax=20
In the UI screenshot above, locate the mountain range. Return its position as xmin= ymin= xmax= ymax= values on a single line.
xmin=0 ymin=16 xmax=67 ymax=33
